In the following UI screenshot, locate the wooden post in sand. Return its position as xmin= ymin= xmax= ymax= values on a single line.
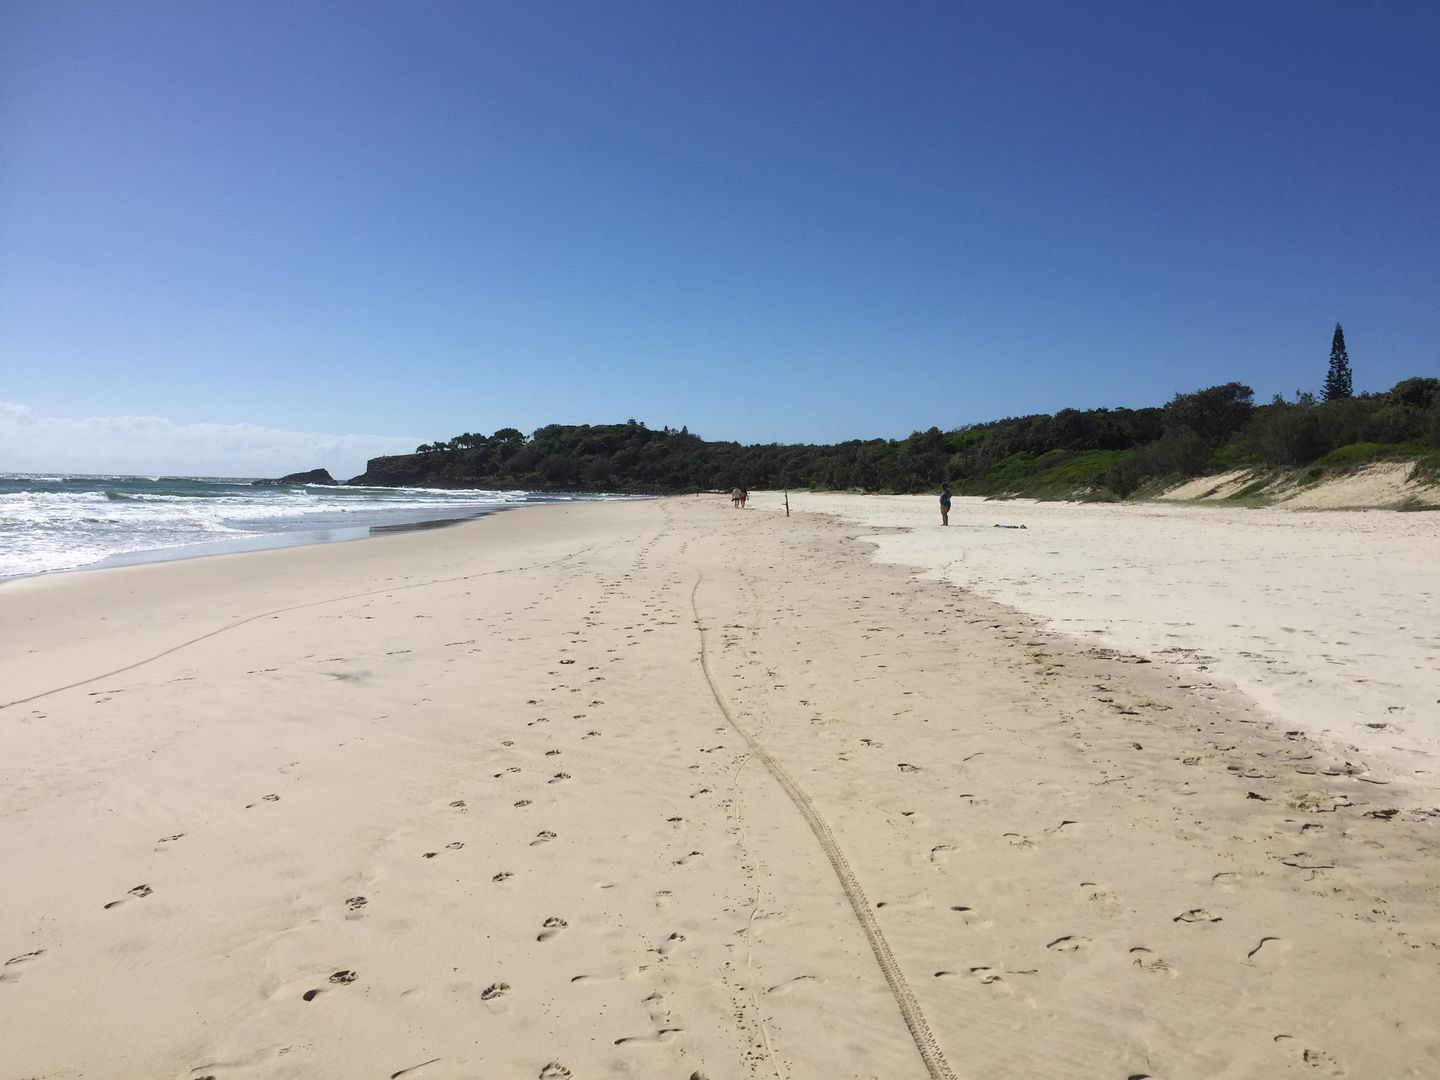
xmin=784 ymin=491 xmax=790 ymax=517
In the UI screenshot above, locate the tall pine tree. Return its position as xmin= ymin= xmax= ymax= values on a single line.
xmin=1324 ymin=322 xmax=1354 ymax=400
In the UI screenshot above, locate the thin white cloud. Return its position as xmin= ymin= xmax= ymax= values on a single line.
xmin=0 ymin=403 xmax=422 ymax=481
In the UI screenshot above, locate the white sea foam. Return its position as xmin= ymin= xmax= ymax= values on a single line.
xmin=0 ymin=475 xmax=620 ymax=578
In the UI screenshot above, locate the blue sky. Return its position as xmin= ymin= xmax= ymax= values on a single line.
xmin=2 ymin=1 xmax=1437 ymax=477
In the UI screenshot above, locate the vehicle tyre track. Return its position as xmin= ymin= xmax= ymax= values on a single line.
xmin=691 ymin=572 xmax=957 ymax=1080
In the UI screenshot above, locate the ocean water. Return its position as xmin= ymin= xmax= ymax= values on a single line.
xmin=0 ymin=473 xmax=613 ymax=580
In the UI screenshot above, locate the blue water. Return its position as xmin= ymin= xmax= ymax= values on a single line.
xmin=0 ymin=473 xmax=618 ymax=579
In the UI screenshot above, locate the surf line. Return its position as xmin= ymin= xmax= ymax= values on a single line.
xmin=690 ymin=571 xmax=958 ymax=1080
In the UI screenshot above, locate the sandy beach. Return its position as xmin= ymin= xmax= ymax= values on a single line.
xmin=751 ymin=491 xmax=1440 ymax=791
xmin=2 ymin=496 xmax=1438 ymax=1079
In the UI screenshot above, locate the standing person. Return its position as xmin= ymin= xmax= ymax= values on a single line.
xmin=939 ymin=483 xmax=952 ymax=526
xmin=739 ymin=487 xmax=749 ymax=508
xmin=731 ymin=487 xmax=743 ymax=508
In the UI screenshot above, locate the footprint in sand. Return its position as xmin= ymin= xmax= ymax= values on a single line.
xmin=1 ymin=949 xmax=45 ymax=983
xmin=346 ymin=896 xmax=368 ymax=912
xmin=302 ymin=970 xmax=358 ymax=1001
xmin=613 ymin=1028 xmax=683 ymax=1045
xmin=1129 ymin=946 xmax=1173 ymax=975
xmin=538 ymin=1064 xmax=571 ymax=1079
xmin=1173 ymin=908 xmax=1222 ymax=923
xmin=896 ymin=762 xmax=921 ymax=773
xmin=446 ymin=841 xmax=464 ymax=850
xmin=948 ymin=904 xmax=996 ymax=929
xmin=765 ymin=974 xmax=820 ymax=995
xmin=515 ymin=799 xmax=532 ymax=808
xmin=545 ymin=749 xmax=562 ymax=757
xmin=1301 ymin=1048 xmax=1344 ymax=1074
xmin=449 ymin=800 xmax=468 ymax=810
xmin=244 ymin=793 xmax=281 ymax=808
xmin=480 ymin=982 xmax=510 ymax=1000
xmin=672 ymin=851 xmax=703 ymax=866
xmin=548 ymin=773 xmax=571 ymax=784
xmin=953 ymin=966 xmax=1005 ymax=986
xmin=1274 ymin=1035 xmax=1344 ymax=1075
xmin=656 ymin=932 xmax=686 ymax=956
xmin=875 ymin=891 xmax=931 ymax=910
xmin=492 ymin=871 xmax=514 ymax=883
xmin=530 ymin=831 xmax=557 ymax=846
xmin=538 ymin=917 xmax=568 ymax=942
xmin=1046 ymin=935 xmax=1091 ymax=952
xmin=104 ymin=884 xmax=153 ymax=909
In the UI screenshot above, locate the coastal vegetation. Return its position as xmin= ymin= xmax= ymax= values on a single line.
xmin=349 ymin=375 xmax=1440 ymax=500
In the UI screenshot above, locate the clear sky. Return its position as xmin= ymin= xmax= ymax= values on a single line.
xmin=2 ymin=1 xmax=1437 ymax=477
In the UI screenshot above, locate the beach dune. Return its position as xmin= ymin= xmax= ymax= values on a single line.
xmin=2 ymin=496 xmax=1437 ymax=1078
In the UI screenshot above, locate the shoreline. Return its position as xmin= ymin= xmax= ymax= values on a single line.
xmin=0 ymin=472 xmax=629 ymax=583
xmin=0 ymin=505 xmax=507 ymax=588
xmin=2 ymin=496 xmax=1436 ymax=1078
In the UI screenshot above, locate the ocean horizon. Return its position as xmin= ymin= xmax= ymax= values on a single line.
xmin=0 ymin=472 xmax=625 ymax=580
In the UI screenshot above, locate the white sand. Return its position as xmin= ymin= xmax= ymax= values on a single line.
xmin=2 ymin=497 xmax=1438 ymax=1078
xmin=1157 ymin=462 xmax=1440 ymax=508
xmin=1276 ymin=462 xmax=1440 ymax=509
xmin=1156 ymin=469 xmax=1255 ymax=501
xmin=753 ymin=491 xmax=1440 ymax=794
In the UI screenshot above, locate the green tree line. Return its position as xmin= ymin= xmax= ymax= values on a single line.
xmin=350 ymin=376 xmax=1440 ymax=498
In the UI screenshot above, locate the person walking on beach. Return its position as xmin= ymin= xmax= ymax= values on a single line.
xmin=740 ymin=487 xmax=749 ymax=508
xmin=731 ymin=487 xmax=743 ymax=508
xmin=939 ymin=483 xmax=952 ymax=526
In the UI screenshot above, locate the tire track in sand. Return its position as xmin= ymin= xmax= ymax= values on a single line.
xmin=691 ymin=572 xmax=957 ymax=1080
